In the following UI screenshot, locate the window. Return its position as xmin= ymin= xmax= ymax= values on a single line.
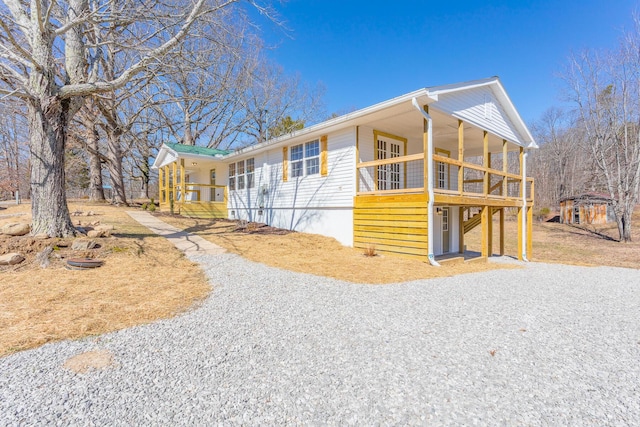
xmin=291 ymin=144 xmax=304 ymax=177
xmin=228 ymin=163 xmax=236 ymax=191
xmin=306 ymin=141 xmax=320 ymax=175
xmin=237 ymin=160 xmax=245 ymax=190
xmin=228 ymin=158 xmax=255 ymax=191
xmin=290 ymin=139 xmax=319 ymax=178
xmin=246 ymin=158 xmax=255 ymax=189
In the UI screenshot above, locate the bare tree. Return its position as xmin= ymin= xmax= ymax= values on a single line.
xmin=151 ymin=13 xmax=259 ymax=149
xmin=0 ymin=0 xmax=271 ymax=236
xmin=529 ymin=108 xmax=593 ymax=208
xmin=0 ymin=99 xmax=28 ymax=200
xmin=564 ymin=18 xmax=640 ymax=241
xmin=241 ymin=60 xmax=325 ymax=145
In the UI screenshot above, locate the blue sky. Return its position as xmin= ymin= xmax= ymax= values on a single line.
xmin=262 ymin=0 xmax=637 ymax=124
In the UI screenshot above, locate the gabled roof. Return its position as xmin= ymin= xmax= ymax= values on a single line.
xmin=152 ymin=77 xmax=536 ymax=167
xmin=426 ymin=77 xmax=537 ymax=149
xmin=165 ymin=142 xmax=230 ymax=157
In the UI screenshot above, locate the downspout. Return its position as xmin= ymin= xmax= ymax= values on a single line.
xmin=521 ymin=150 xmax=529 ymax=262
xmin=412 ymin=98 xmax=440 ymax=267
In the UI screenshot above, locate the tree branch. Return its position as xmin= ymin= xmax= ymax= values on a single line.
xmin=58 ymin=0 xmax=239 ymax=99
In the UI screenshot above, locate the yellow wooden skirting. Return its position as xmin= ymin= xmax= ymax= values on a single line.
xmin=354 ymin=193 xmax=429 ymax=262
xmin=179 ymin=202 xmax=228 ymax=219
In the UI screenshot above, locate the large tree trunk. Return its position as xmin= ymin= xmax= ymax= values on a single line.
xmin=139 ymin=157 xmax=150 ymax=199
xmin=106 ymin=129 xmax=128 ymax=205
xmin=84 ymin=113 xmax=105 ymax=201
xmin=28 ymin=98 xmax=76 ymax=237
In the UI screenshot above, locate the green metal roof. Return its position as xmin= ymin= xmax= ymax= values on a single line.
xmin=165 ymin=142 xmax=231 ymax=157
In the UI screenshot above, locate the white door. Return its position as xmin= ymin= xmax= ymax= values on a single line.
xmin=376 ymin=138 xmax=402 ymax=190
xmin=442 ymin=207 xmax=450 ymax=253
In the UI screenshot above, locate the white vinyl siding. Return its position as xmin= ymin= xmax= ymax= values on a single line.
xmin=433 ymin=86 xmax=522 ymax=144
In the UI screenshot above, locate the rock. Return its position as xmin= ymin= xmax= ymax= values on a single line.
xmin=0 ymin=253 xmax=25 ymax=265
xmin=85 ymin=211 xmax=95 ymax=216
xmin=71 ymin=239 xmax=98 ymax=250
xmin=1 ymin=222 xmax=30 ymax=236
xmin=34 ymin=233 xmax=50 ymax=240
xmin=87 ymin=230 xmax=106 ymax=238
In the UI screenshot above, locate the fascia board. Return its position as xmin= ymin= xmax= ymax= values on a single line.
xmin=224 ymin=89 xmax=432 ymax=160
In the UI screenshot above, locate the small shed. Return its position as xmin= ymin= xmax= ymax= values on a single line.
xmin=559 ymin=193 xmax=614 ymax=225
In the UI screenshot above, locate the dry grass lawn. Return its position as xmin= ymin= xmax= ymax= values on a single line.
xmin=465 ymin=209 xmax=640 ymax=269
xmin=0 ymin=201 xmax=209 ymax=357
xmin=158 ymin=215 xmax=513 ymax=284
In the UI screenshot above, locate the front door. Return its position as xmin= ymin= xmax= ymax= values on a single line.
xmin=442 ymin=207 xmax=450 ymax=253
xmin=376 ymin=137 xmax=402 ymax=190
xmin=210 ymin=168 xmax=220 ymax=201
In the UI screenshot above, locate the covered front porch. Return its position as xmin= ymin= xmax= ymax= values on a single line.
xmin=153 ymin=143 xmax=230 ymax=219
xmin=352 ymin=92 xmax=535 ymax=263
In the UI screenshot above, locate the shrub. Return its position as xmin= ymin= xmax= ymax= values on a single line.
xmin=148 ymin=203 xmax=156 ymax=212
xmin=363 ymin=244 xmax=377 ymax=257
xmin=141 ymin=203 xmax=148 ymax=210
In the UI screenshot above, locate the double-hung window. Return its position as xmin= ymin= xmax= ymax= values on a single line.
xmin=228 ymin=163 xmax=236 ymax=191
xmin=237 ymin=160 xmax=245 ymax=190
xmin=246 ymin=158 xmax=255 ymax=188
xmin=229 ymin=158 xmax=255 ymax=191
xmin=290 ymin=139 xmax=320 ymax=178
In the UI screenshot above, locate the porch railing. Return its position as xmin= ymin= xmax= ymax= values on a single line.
xmin=356 ymin=154 xmax=534 ymax=203
xmin=174 ymin=184 xmax=227 ymax=203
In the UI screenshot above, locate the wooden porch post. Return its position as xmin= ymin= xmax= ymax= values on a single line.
xmin=517 ymin=207 xmax=523 ymax=261
xmin=481 ymin=205 xmax=489 ymax=258
xmin=158 ymin=167 xmax=164 ymax=203
xmin=502 ymin=139 xmax=508 ymax=196
xmin=517 ymin=147 xmax=524 ymax=260
xmin=487 ymin=207 xmax=493 ymax=257
xmin=458 ymin=119 xmax=464 ymax=195
xmin=483 ymin=131 xmax=489 ymax=195
xmin=527 ymin=205 xmax=533 ymax=259
xmin=172 ymin=161 xmax=177 ymax=205
xmin=164 ymin=165 xmax=170 ymax=204
xmin=499 ymin=208 xmax=505 ymax=255
xmin=180 ymin=159 xmax=185 ymax=203
xmin=458 ymin=208 xmax=464 ymax=254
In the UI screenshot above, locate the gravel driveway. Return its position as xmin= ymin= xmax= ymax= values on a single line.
xmin=1 ymin=254 xmax=639 ymax=425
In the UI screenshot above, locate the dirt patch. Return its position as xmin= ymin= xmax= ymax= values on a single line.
xmin=63 ymin=349 xmax=114 ymax=374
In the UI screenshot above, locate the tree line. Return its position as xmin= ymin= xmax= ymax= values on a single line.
xmin=530 ymin=15 xmax=640 ymax=242
xmin=0 ymin=0 xmax=324 ymax=236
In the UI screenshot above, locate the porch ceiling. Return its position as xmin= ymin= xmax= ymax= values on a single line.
xmin=360 ymin=102 xmax=522 ymax=156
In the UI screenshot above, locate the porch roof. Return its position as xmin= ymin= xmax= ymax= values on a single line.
xmin=151 ymin=143 xmax=230 ymax=169
xmin=165 ymin=143 xmax=231 ymax=157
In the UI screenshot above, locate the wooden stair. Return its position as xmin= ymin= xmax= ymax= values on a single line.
xmin=463 ymin=210 xmax=482 ymax=233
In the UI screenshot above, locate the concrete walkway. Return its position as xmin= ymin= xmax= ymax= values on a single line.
xmin=126 ymin=211 xmax=226 ymax=255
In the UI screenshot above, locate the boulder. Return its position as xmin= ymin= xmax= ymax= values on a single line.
xmin=71 ymin=239 xmax=98 ymax=251
xmin=0 ymin=253 xmax=25 ymax=265
xmin=1 ymin=222 xmax=30 ymax=236
xmin=87 ymin=230 xmax=106 ymax=238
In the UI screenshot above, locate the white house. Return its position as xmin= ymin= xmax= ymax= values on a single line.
xmin=152 ymin=77 xmax=537 ymax=263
